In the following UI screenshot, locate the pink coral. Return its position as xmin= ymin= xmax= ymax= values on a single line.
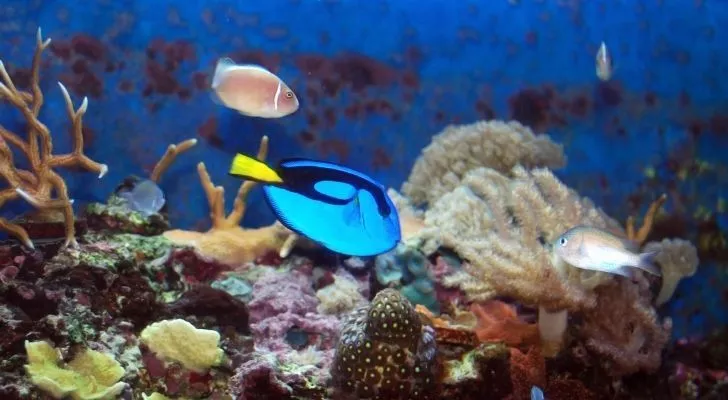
xmin=229 ymin=354 xmax=293 ymax=400
xmin=248 ymin=269 xmax=319 ymax=323
xmin=247 ymin=268 xmax=340 ymax=360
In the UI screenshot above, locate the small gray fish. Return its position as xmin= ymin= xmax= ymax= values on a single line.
xmin=531 ymin=386 xmax=545 ymax=400
xmin=118 ymin=179 xmax=165 ymax=217
xmin=553 ymin=225 xmax=661 ymax=279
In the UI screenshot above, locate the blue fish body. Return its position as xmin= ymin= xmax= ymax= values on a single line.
xmin=531 ymin=386 xmax=545 ymax=400
xmin=262 ymin=158 xmax=401 ymax=257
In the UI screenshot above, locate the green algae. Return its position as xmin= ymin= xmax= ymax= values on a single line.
xmin=53 ymin=233 xmax=174 ymax=272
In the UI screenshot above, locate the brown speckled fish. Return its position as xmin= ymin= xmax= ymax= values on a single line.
xmin=553 ymin=225 xmax=661 ymax=279
xmin=210 ymin=57 xmax=299 ymax=118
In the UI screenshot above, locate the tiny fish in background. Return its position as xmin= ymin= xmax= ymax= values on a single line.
xmin=531 ymin=386 xmax=545 ymax=400
xmin=553 ymin=225 xmax=661 ymax=279
xmin=210 ymin=57 xmax=299 ymax=118
xmin=595 ymin=41 xmax=614 ymax=81
xmin=118 ymin=179 xmax=165 ymax=217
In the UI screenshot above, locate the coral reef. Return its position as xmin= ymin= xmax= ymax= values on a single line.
xmin=0 ymin=28 xmax=107 ymax=249
xmin=0 ymin=26 xmax=714 ymax=399
xmin=401 ymin=119 xmax=701 ymax=378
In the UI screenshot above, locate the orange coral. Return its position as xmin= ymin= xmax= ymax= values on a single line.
xmin=471 ymin=301 xmax=540 ymax=348
xmin=163 ymin=136 xmax=297 ymax=266
xmin=625 ymin=193 xmax=667 ymax=245
xmin=150 ymin=138 xmax=198 ymax=183
xmin=545 ymin=377 xmax=597 ymax=400
xmin=415 ymin=304 xmax=479 ymax=346
xmin=0 ymin=28 xmax=107 ymax=249
xmin=508 ymin=347 xmax=546 ymax=400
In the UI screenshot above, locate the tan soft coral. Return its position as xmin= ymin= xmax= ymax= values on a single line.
xmin=401 ymin=119 xmax=566 ymax=207
xmin=163 ymin=136 xmax=297 ymax=266
xmin=644 ymin=238 xmax=699 ymax=305
xmin=437 ymin=166 xmax=622 ymax=309
xmin=387 ymin=188 xmax=426 ymax=241
xmin=416 ymin=165 xmax=676 ymax=373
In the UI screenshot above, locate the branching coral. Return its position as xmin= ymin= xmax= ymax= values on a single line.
xmin=625 ymin=194 xmax=667 ymax=245
xmin=149 ymin=138 xmax=198 ymax=184
xmin=401 ymin=119 xmax=566 ymax=207
xmin=0 ymin=28 xmax=107 ymax=249
xmin=163 ymin=136 xmax=297 ymax=265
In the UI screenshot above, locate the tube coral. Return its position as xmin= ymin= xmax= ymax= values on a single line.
xmin=0 ymin=28 xmax=107 ymax=249
xmin=401 ymin=120 xmax=566 ymax=208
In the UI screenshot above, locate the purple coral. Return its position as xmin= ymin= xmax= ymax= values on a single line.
xmin=246 ymin=268 xmax=341 ymax=360
xmin=331 ymin=288 xmax=440 ymax=400
xmin=248 ymin=270 xmax=319 ymax=323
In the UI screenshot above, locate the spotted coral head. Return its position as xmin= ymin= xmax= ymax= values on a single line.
xmin=331 ymin=288 xmax=440 ymax=400
xmin=365 ymin=288 xmax=423 ymax=350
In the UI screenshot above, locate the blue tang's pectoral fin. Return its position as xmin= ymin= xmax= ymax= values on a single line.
xmin=342 ymin=194 xmax=367 ymax=232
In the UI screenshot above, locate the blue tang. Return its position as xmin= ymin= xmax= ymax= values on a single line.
xmin=228 ymin=153 xmax=401 ymax=257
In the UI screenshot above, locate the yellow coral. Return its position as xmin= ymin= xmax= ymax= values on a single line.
xmin=140 ymin=319 xmax=224 ymax=373
xmin=142 ymin=393 xmax=174 ymax=400
xmin=24 ymin=340 xmax=127 ymax=400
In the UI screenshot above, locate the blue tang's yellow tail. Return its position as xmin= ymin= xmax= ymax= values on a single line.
xmin=229 ymin=153 xmax=284 ymax=184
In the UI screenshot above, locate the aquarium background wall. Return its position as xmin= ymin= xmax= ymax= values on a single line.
xmin=1 ymin=1 xmax=726 ymax=338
